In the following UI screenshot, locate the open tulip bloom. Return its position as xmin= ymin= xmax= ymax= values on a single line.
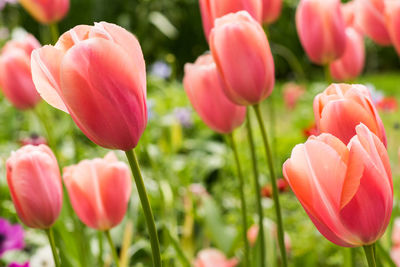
xmin=283 ymin=123 xmax=392 ymax=263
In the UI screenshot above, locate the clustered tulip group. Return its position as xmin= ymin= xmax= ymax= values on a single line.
xmin=1 ymin=0 xmax=399 ymax=266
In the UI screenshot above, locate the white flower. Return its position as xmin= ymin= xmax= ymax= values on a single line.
xmin=30 ymin=246 xmax=54 ymax=267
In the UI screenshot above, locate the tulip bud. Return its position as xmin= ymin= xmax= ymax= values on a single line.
xmin=6 ymin=145 xmax=62 ymax=229
xmin=183 ymin=54 xmax=246 ymax=134
xmin=384 ymin=0 xmax=400 ymax=56
xmin=330 ymin=28 xmax=365 ymax=82
xmin=283 ymin=124 xmax=393 ymax=247
xmin=261 ymin=0 xmax=282 ymax=25
xmin=63 ymin=152 xmax=132 ymax=230
xmin=19 ymin=0 xmax=69 ymax=24
xmin=210 ymin=11 xmax=275 ymax=106
xmin=296 ymin=0 xmax=346 ymax=65
xmin=313 ymin=84 xmax=386 ymax=146
xmin=31 ymin=22 xmax=147 ymax=150
xmin=194 ymin=249 xmax=238 ymax=267
xmin=0 ymin=34 xmax=41 ymax=110
xmin=356 ymin=0 xmax=391 ymax=45
xmin=199 ymin=0 xmax=262 ymax=40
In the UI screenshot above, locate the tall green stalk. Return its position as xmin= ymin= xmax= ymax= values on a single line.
xmin=228 ymin=132 xmax=250 ymax=267
xmin=45 ymin=228 xmax=61 ymax=267
xmin=246 ymin=111 xmax=266 ymax=267
xmin=105 ymin=230 xmax=120 ymax=267
xmin=253 ymin=104 xmax=287 ymax=267
xmin=125 ymin=149 xmax=161 ymax=267
xmin=363 ymin=244 xmax=377 ymax=267
xmin=49 ymin=23 xmax=60 ymax=44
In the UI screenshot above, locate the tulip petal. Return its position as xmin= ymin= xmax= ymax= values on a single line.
xmin=319 ymin=99 xmax=380 ymax=144
xmin=31 ymin=46 xmax=68 ymax=112
xmin=55 ymin=25 xmax=92 ymax=53
xmin=60 ymin=38 xmax=147 ymax=150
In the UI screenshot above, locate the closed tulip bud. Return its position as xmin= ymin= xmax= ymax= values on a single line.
xmin=384 ymin=0 xmax=400 ymax=56
xmin=0 ymin=34 xmax=41 ymax=110
xmin=356 ymin=0 xmax=391 ymax=45
xmin=199 ymin=0 xmax=262 ymax=40
xmin=296 ymin=0 xmax=346 ymax=65
xmin=210 ymin=11 xmax=275 ymax=106
xmin=63 ymin=152 xmax=132 ymax=230
xmin=283 ymin=124 xmax=393 ymax=247
xmin=261 ymin=0 xmax=282 ymax=25
xmin=194 ymin=249 xmax=238 ymax=267
xmin=314 ymin=84 xmax=386 ymax=146
xmin=19 ymin=0 xmax=69 ymax=24
xmin=31 ymin=22 xmax=147 ymax=150
xmin=6 ymin=145 xmax=62 ymax=229
xmin=183 ymin=54 xmax=246 ymax=134
xmin=330 ymin=28 xmax=365 ymax=82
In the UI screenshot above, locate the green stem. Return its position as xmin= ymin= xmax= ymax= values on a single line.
xmin=376 ymin=242 xmax=396 ymax=267
xmin=270 ymin=42 xmax=306 ymax=83
xmin=164 ymin=224 xmax=191 ymax=267
xmin=45 ymin=228 xmax=61 ymax=267
xmin=125 ymin=149 xmax=161 ymax=267
xmin=105 ymin=230 xmax=120 ymax=267
xmin=98 ymin=231 xmax=104 ymax=266
xmin=252 ymin=104 xmax=287 ymax=267
xmin=228 ymin=132 xmax=250 ymax=267
xmin=246 ymin=111 xmax=266 ymax=267
xmin=363 ymin=244 xmax=377 ymax=267
xmin=49 ymin=23 xmax=59 ymax=44
xmin=33 ymin=107 xmax=56 ymax=150
xmin=324 ymin=64 xmax=332 ymax=84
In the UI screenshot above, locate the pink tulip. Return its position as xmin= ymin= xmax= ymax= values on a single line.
xmin=385 ymin=0 xmax=400 ymax=56
xmin=210 ymin=11 xmax=275 ymax=106
xmin=342 ymin=1 xmax=356 ymax=27
xmin=19 ymin=0 xmax=69 ymax=24
xmin=330 ymin=28 xmax=365 ymax=82
xmin=282 ymin=82 xmax=305 ymax=110
xmin=296 ymin=0 xmax=346 ymax=65
xmin=183 ymin=54 xmax=246 ymax=134
xmin=261 ymin=0 xmax=282 ymax=25
xmin=247 ymin=223 xmax=291 ymax=251
xmin=392 ymin=218 xmax=400 ymax=246
xmin=0 ymin=34 xmax=41 ymax=110
xmin=314 ymin=84 xmax=386 ymax=146
xmin=31 ymin=22 xmax=147 ymax=150
xmin=63 ymin=152 xmax=132 ymax=230
xmin=356 ymin=0 xmax=391 ymax=45
xmin=391 ymin=248 xmax=400 ymax=267
xmin=194 ymin=249 xmax=238 ymax=267
xmin=283 ymin=124 xmax=392 ymax=247
xmin=199 ymin=0 xmax=262 ymax=40
xmin=6 ymin=145 xmax=62 ymax=229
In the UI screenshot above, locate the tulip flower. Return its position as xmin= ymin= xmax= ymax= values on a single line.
xmin=0 ymin=34 xmax=41 ymax=109
xmin=19 ymin=0 xmax=69 ymax=24
xmin=194 ymin=249 xmax=238 ymax=267
xmin=282 ymin=82 xmax=305 ymax=110
xmin=356 ymin=0 xmax=391 ymax=45
xmin=261 ymin=0 xmax=282 ymax=25
xmin=283 ymin=124 xmax=393 ymax=247
xmin=296 ymin=0 xmax=346 ymax=65
xmin=31 ymin=22 xmax=147 ymax=150
xmin=6 ymin=145 xmax=62 ymax=229
xmin=314 ymin=84 xmax=386 ymax=146
xmin=210 ymin=11 xmax=275 ymax=106
xmin=330 ymin=27 xmax=365 ymax=82
xmin=342 ymin=1 xmax=356 ymax=27
xmin=384 ymin=0 xmax=400 ymax=56
xmin=183 ymin=54 xmax=246 ymax=133
xmin=63 ymin=152 xmax=132 ymax=230
xmin=199 ymin=0 xmax=262 ymax=40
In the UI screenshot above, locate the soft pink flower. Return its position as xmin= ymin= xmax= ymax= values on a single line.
xmin=184 ymin=54 xmax=246 ymax=133
xmin=31 ymin=22 xmax=147 ymax=150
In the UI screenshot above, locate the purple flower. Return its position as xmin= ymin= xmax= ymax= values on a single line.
xmin=174 ymin=107 xmax=193 ymax=128
xmin=150 ymin=61 xmax=172 ymax=79
xmin=0 ymin=218 xmax=24 ymax=257
xmin=9 ymin=263 xmax=29 ymax=267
